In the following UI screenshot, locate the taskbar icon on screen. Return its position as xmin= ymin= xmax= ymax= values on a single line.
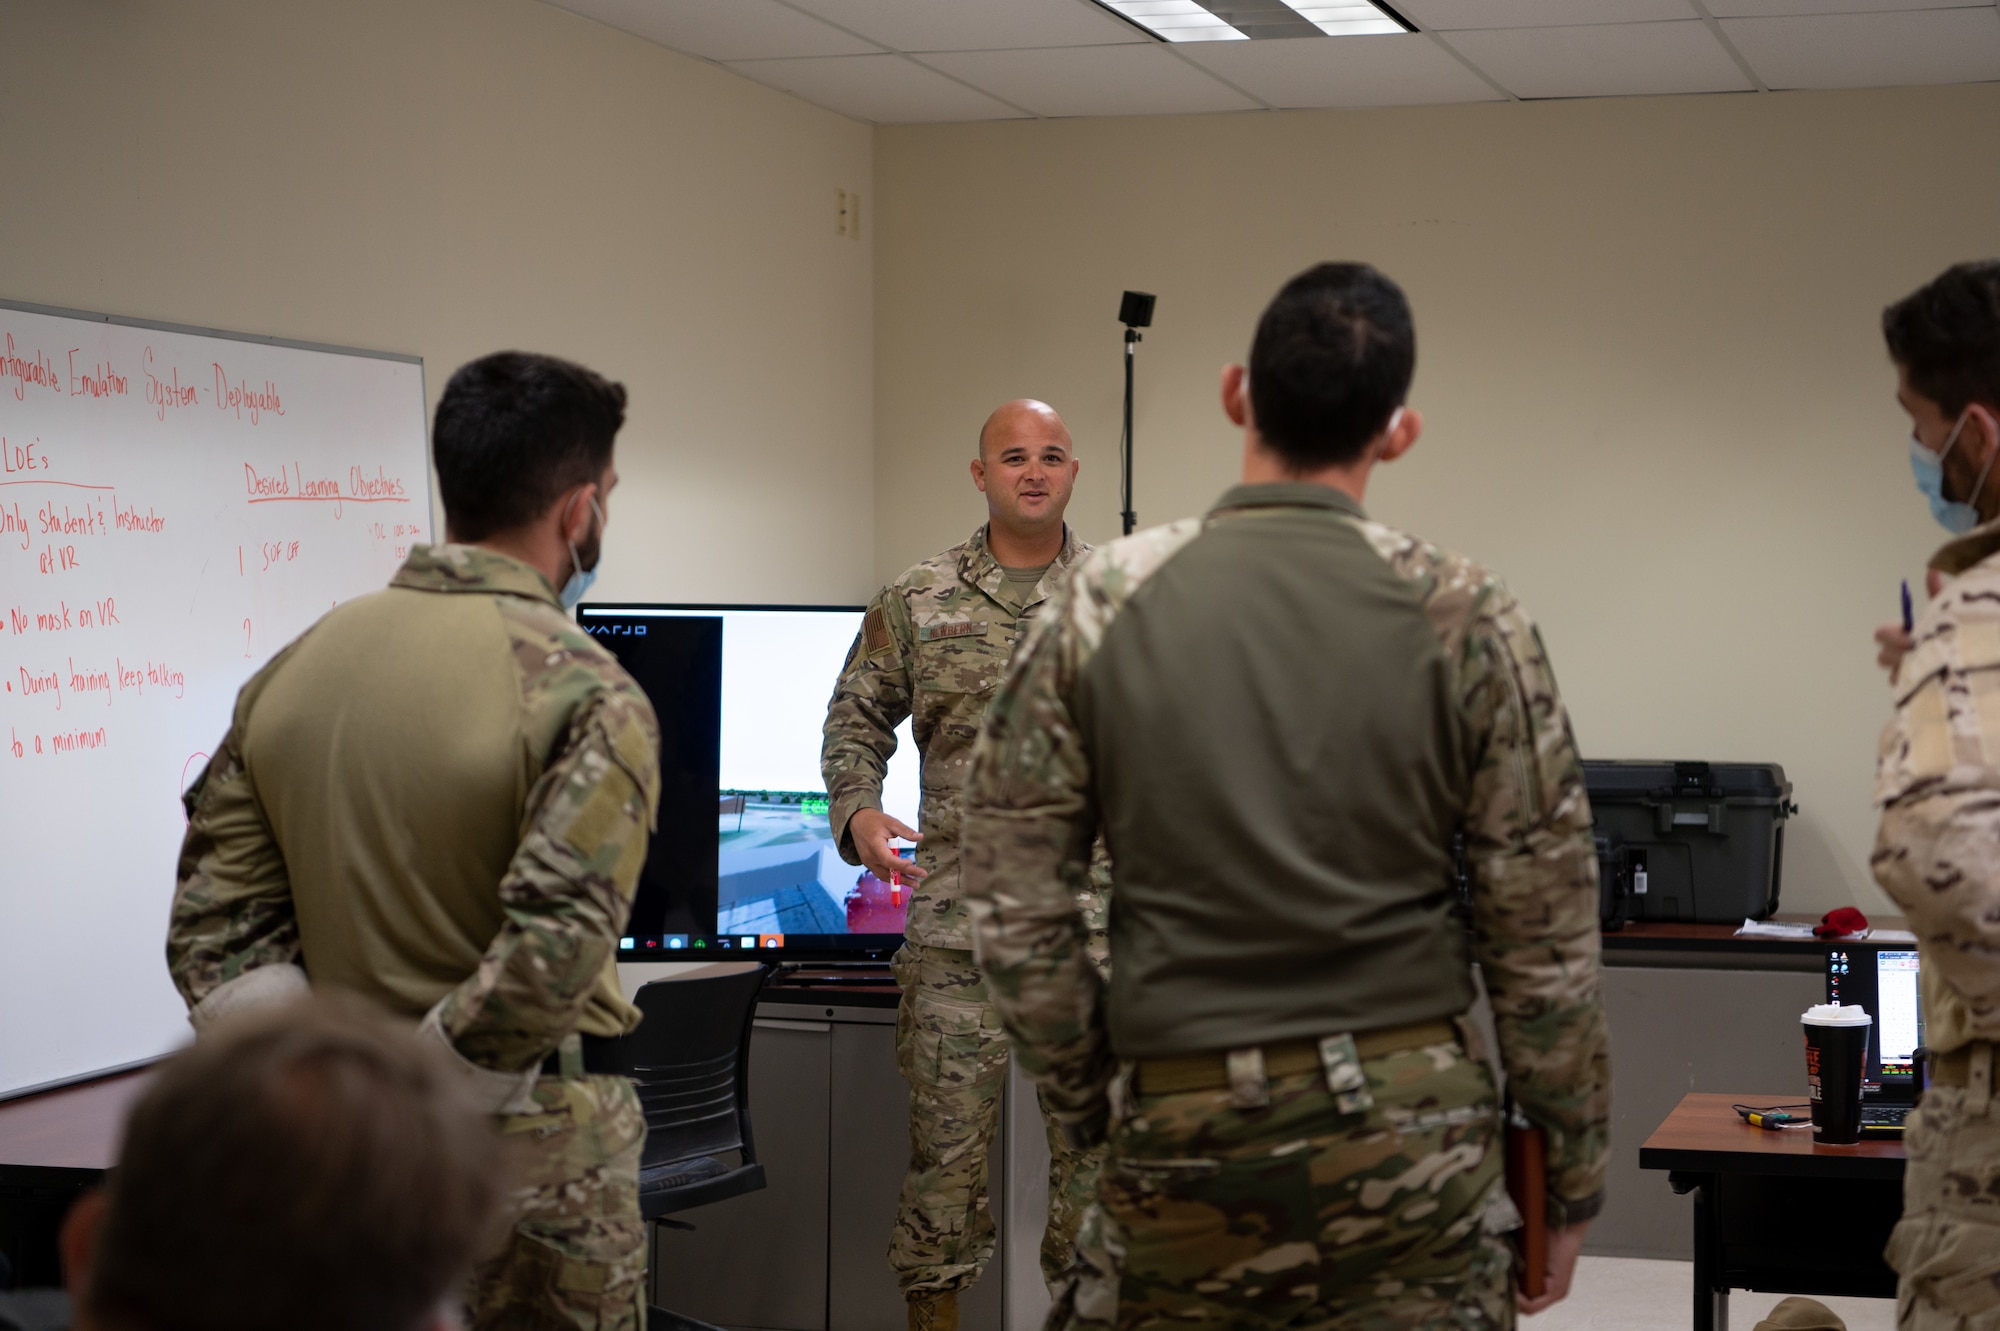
xmin=618 ymin=933 xmax=782 ymax=953
xmin=618 ymin=932 xmax=908 ymax=957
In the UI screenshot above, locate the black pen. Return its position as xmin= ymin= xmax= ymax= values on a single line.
xmin=1902 ymin=580 xmax=1914 ymax=634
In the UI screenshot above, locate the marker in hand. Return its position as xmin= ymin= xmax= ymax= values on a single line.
xmin=889 ymin=844 xmax=913 ymax=906
xmin=1902 ymin=579 xmax=1914 ymax=634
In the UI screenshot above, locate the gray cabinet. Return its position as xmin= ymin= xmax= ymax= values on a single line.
xmin=651 ymin=996 xmax=1029 ymax=1331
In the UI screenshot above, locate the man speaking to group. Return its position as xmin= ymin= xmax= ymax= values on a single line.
xmin=822 ymin=399 xmax=1110 ymax=1331
xmin=963 ymin=263 xmax=1609 ymax=1328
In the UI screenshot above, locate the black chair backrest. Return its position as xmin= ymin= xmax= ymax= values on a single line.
xmin=620 ymin=964 xmax=769 ymax=1173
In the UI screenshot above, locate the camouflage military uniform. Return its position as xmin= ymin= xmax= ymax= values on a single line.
xmin=962 ymin=486 xmax=1610 ymax=1329
xmin=1872 ymin=519 xmax=2000 ymax=1329
xmin=823 ymin=523 xmax=1110 ymax=1296
xmin=170 ymin=544 xmax=662 ymax=1331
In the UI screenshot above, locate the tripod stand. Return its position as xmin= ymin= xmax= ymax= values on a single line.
xmin=1119 ymin=291 xmax=1155 ymax=537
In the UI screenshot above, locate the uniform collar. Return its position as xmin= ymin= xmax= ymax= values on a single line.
xmin=390 ymin=543 xmax=562 ymax=606
xmin=1931 ymin=518 xmax=2000 ymax=577
xmin=961 ymin=522 xmax=1087 ymax=612
xmin=1210 ymin=482 xmax=1367 ymax=521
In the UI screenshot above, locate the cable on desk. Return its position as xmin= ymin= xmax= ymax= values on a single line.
xmin=1732 ymin=1102 xmax=1814 ymax=1130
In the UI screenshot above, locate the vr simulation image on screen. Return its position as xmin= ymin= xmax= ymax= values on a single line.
xmin=579 ymin=605 xmax=918 ymax=957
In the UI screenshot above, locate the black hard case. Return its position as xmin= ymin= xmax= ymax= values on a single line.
xmin=1583 ymin=760 xmax=1795 ymax=926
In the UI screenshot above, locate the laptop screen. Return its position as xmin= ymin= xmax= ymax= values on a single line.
xmin=1826 ymin=945 xmax=1925 ymax=1095
xmin=1876 ymin=949 xmax=1921 ymax=1078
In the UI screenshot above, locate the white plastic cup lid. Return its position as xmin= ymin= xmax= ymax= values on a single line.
xmin=1801 ymin=1003 xmax=1872 ymax=1026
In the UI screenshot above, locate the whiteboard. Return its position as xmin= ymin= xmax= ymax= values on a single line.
xmin=0 ymin=300 xmax=430 ymax=1098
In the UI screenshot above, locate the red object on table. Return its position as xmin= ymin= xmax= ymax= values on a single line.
xmin=1814 ymin=907 xmax=1869 ymax=939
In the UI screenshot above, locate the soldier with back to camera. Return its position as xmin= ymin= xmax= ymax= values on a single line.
xmin=963 ymin=263 xmax=1610 ymax=1329
xmin=822 ymin=399 xmax=1109 ymax=1331
xmin=1870 ymin=260 xmax=2000 ymax=1329
xmin=168 ymin=352 xmax=662 ymax=1331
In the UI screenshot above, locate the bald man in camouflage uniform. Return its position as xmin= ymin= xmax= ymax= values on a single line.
xmin=823 ymin=400 xmax=1108 ymax=1331
xmin=168 ymin=352 xmax=660 ymax=1331
xmin=964 ymin=264 xmax=1608 ymax=1329
xmin=1871 ymin=261 xmax=2000 ymax=1330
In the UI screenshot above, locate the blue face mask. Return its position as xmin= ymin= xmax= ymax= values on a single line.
xmin=1910 ymin=412 xmax=1985 ymax=535
xmin=559 ymin=494 xmax=606 ymax=611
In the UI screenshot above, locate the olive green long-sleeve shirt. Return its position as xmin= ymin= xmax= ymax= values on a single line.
xmin=963 ymin=484 xmax=1610 ymax=1223
xmin=168 ymin=544 xmax=661 ymax=1074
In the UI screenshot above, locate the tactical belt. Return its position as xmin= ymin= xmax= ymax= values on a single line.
xmin=1134 ymin=1019 xmax=1458 ymax=1097
xmin=539 ymin=1033 xmax=624 ymax=1077
xmin=1927 ymin=1040 xmax=1995 ymax=1093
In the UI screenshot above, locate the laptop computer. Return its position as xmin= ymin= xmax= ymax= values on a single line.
xmin=1826 ymin=944 xmax=1924 ymax=1137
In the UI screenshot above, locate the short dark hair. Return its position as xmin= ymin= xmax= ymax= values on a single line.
xmin=433 ymin=351 xmax=627 ymax=541
xmin=88 ymin=995 xmax=504 ymax=1331
xmin=1884 ymin=261 xmax=2000 ymax=417
xmin=1249 ymin=262 xmax=1415 ymax=470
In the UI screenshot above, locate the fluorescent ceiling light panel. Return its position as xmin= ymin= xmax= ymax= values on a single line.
xmin=1098 ymin=1 xmax=1251 ymax=40
xmin=1099 ymin=0 xmax=1407 ymax=40
xmin=1290 ymin=4 xmax=1409 ymax=35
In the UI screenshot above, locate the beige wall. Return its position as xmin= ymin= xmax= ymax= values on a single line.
xmin=0 ymin=0 xmax=875 ymax=604
xmin=875 ymin=85 xmax=2000 ymax=918
xmin=11 ymin=6 xmax=1992 ymax=918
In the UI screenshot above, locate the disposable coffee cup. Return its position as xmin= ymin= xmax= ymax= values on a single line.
xmin=1802 ymin=1003 xmax=1871 ymax=1144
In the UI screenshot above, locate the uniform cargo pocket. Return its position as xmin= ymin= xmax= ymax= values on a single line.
xmin=1102 ymin=1148 xmax=1319 ymax=1326
xmin=907 ymin=993 xmax=1009 ymax=1090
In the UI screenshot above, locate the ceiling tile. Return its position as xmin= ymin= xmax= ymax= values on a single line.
xmin=544 ymin=0 xmax=880 ymax=61
xmin=1441 ymin=21 xmax=1755 ymax=96
xmin=1721 ymin=7 xmax=2000 ymax=86
xmin=916 ymin=43 xmax=1261 ymax=115
xmin=783 ymin=0 xmax=1143 ymax=51
xmin=1400 ymin=0 xmax=1697 ymax=28
xmin=1708 ymin=0 xmax=1986 ymax=13
xmin=1176 ymin=33 xmax=1505 ymax=104
xmin=724 ymin=53 xmax=1028 ymax=121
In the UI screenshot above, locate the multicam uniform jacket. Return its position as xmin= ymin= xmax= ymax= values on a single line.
xmin=168 ymin=544 xmax=662 ymax=1077
xmin=822 ymin=522 xmax=1106 ymax=949
xmin=962 ymin=486 xmax=1611 ymax=1223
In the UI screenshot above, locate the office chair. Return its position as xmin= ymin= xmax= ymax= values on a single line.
xmin=616 ymin=964 xmax=769 ymax=1331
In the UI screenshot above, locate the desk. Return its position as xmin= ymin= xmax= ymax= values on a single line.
xmin=1591 ymin=923 xmax=1828 ymax=1260
xmin=0 ymin=1070 xmax=152 ymax=1287
xmin=1640 ymin=1092 xmax=1904 ymax=1331
xmin=1602 ymin=918 xmax=1834 ymax=961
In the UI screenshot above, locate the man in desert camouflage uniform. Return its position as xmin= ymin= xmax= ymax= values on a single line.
xmin=823 ymin=399 xmax=1108 ymax=1330
xmin=963 ymin=263 xmax=1609 ymax=1329
xmin=168 ymin=352 xmax=661 ymax=1331
xmin=1870 ymin=261 xmax=2000 ymax=1330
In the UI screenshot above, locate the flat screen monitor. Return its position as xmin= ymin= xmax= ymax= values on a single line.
xmin=579 ymin=603 xmax=918 ymax=961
